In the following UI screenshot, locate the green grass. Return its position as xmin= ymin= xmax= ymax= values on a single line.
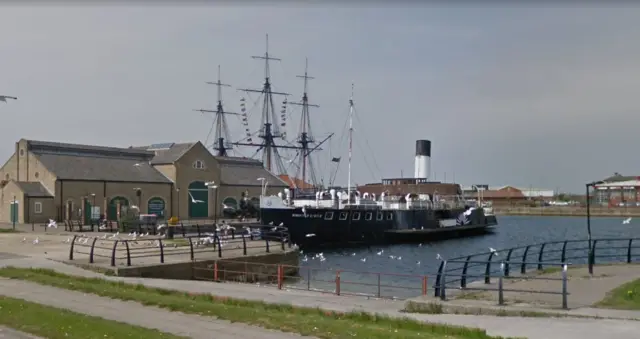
xmin=0 ymin=295 xmax=183 ymax=339
xmin=0 ymin=228 xmax=21 ymax=233
xmin=596 ymin=278 xmax=640 ymax=310
xmin=0 ymin=267 xmax=515 ymax=339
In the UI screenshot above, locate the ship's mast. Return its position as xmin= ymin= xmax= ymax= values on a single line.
xmin=194 ymin=65 xmax=240 ymax=156
xmin=234 ymin=34 xmax=299 ymax=173
xmin=347 ymin=83 xmax=354 ymax=201
xmin=289 ymin=58 xmax=333 ymax=187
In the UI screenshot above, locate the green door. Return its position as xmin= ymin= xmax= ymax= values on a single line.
xmin=84 ymin=200 xmax=92 ymax=224
xmin=188 ymin=181 xmax=208 ymax=218
xmin=147 ymin=197 xmax=165 ymax=218
xmin=107 ymin=196 xmax=129 ymax=220
xmin=10 ymin=202 xmax=18 ymax=223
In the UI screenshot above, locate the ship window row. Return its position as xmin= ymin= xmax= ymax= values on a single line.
xmin=325 ymin=211 xmax=393 ymax=221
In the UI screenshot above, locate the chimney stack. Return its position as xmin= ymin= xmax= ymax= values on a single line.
xmin=414 ymin=140 xmax=431 ymax=180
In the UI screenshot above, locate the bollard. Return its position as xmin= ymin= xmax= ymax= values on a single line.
xmin=335 ymin=270 xmax=341 ymax=296
xmin=498 ymin=261 xmax=504 ymax=305
xmin=562 ymin=264 xmax=568 ymax=309
xmin=277 ymin=265 xmax=283 ymax=290
xmin=422 ymin=276 xmax=428 ymax=296
xmin=214 ymin=261 xmax=219 ymax=281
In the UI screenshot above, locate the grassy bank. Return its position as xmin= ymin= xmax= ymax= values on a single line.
xmin=597 ymin=278 xmax=640 ymax=310
xmin=0 ymin=267 xmax=515 ymax=339
xmin=0 ymin=228 xmax=21 ymax=233
xmin=0 ymin=295 xmax=182 ymax=339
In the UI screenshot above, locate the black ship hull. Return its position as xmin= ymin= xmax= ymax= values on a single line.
xmin=260 ymin=206 xmax=497 ymax=249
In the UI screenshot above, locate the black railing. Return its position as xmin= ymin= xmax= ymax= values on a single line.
xmin=68 ymin=231 xmax=291 ymax=267
xmin=433 ymin=238 xmax=640 ymax=308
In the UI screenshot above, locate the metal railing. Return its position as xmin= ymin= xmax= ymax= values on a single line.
xmin=68 ymin=231 xmax=291 ymax=267
xmin=192 ymin=260 xmax=429 ymax=300
xmin=433 ymin=238 xmax=640 ymax=308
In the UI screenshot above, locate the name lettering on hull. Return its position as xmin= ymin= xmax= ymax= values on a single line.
xmin=292 ymin=213 xmax=323 ymax=218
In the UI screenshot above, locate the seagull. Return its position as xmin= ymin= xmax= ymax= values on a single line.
xmin=0 ymin=95 xmax=17 ymax=103
xmin=623 ymin=217 xmax=632 ymax=224
xmin=416 ymin=261 xmax=421 ymax=265
xmin=21 ymin=237 xmax=26 ymax=243
xmin=47 ymin=219 xmax=57 ymax=228
xmin=489 ymin=247 xmax=498 ymax=256
xmin=376 ymin=249 xmax=384 ymax=255
xmin=436 ymin=253 xmax=443 ymax=260
xmin=360 ymin=258 xmax=367 ymax=262
xmin=32 ymin=237 xmax=39 ymax=245
xmin=305 ymin=233 xmax=316 ymax=238
xmin=188 ymin=192 xmax=205 ymax=203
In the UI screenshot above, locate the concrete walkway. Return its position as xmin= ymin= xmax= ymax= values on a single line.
xmin=0 ymin=327 xmax=41 ymax=339
xmin=0 ymin=278 xmax=311 ymax=339
xmin=1 ymin=256 xmax=640 ymax=339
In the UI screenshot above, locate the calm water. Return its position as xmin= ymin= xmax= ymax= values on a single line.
xmin=288 ymin=216 xmax=640 ymax=297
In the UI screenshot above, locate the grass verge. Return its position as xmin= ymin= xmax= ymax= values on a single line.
xmin=0 ymin=228 xmax=21 ymax=233
xmin=0 ymin=267 xmax=515 ymax=339
xmin=596 ymin=278 xmax=640 ymax=310
xmin=0 ymin=295 xmax=183 ymax=339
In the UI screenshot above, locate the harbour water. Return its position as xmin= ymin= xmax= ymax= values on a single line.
xmin=289 ymin=215 xmax=640 ymax=298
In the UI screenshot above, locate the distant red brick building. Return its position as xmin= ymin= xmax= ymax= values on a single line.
xmin=278 ymin=175 xmax=314 ymax=189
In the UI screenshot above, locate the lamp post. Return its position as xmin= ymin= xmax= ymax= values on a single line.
xmin=205 ymin=181 xmax=218 ymax=223
xmin=257 ymin=177 xmax=268 ymax=196
xmin=90 ymin=193 xmax=96 ymax=221
xmin=11 ymin=195 xmax=17 ymax=230
xmin=585 ymin=181 xmax=603 ymax=253
xmin=176 ymin=188 xmax=180 ymax=219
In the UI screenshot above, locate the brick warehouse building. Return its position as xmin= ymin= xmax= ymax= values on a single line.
xmin=0 ymin=138 xmax=287 ymax=223
xmin=592 ymin=174 xmax=640 ymax=207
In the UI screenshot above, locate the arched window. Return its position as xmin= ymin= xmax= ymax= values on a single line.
xmin=223 ymin=197 xmax=238 ymax=209
xmin=192 ymin=160 xmax=206 ymax=170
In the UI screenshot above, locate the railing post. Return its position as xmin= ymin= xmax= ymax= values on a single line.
xmin=124 ymin=241 xmax=131 ymax=266
xmin=440 ymin=261 xmax=448 ymax=300
xmin=485 ymin=252 xmax=495 ymax=284
xmin=521 ymin=245 xmax=531 ymax=274
xmin=628 ymin=239 xmax=633 ymax=263
xmin=588 ymin=240 xmax=598 ymax=274
xmin=196 ymin=224 xmax=201 ymax=237
xmin=335 ymin=270 xmax=341 ymax=296
xmin=231 ymin=228 xmax=235 ymax=240
xmin=461 ymin=255 xmax=472 ymax=288
xmin=277 ymin=265 xmax=283 ymax=290
xmin=377 ymin=273 xmax=381 ymax=298
xmin=422 ymin=276 xmax=428 ymax=296
xmin=110 ymin=240 xmax=119 ymax=267
xmin=537 ymin=243 xmax=547 ymax=270
xmin=214 ymin=261 xmax=219 ymax=281
xmin=265 ymin=238 xmax=270 ymax=253
xmin=504 ymin=249 xmax=514 ymax=277
xmin=180 ymin=223 xmax=186 ymax=237
xmin=561 ymin=241 xmax=568 ymax=263
xmin=89 ymin=237 xmax=98 ymax=263
xmin=68 ymin=235 xmax=78 ymax=260
xmin=434 ymin=260 xmax=445 ymax=297
xmin=561 ymin=264 xmax=568 ymax=309
xmin=498 ymin=261 xmax=504 ymax=305
xmin=158 ymin=239 xmax=165 ymax=264
xmin=307 ymin=269 xmax=311 ymax=291
xmin=242 ymin=235 xmax=247 ymax=255
xmin=188 ymin=237 xmax=194 ymax=261
xmin=280 ymin=236 xmax=285 ymax=251
xmin=216 ymin=236 xmax=222 ymax=258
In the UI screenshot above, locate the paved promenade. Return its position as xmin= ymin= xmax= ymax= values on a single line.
xmin=0 ymin=327 xmax=41 ymax=339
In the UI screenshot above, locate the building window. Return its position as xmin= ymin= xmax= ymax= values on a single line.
xmin=324 ymin=212 xmax=334 ymax=220
xmin=19 ymin=149 xmax=24 ymax=156
xmin=34 ymin=202 xmax=42 ymax=214
xmin=34 ymin=172 xmax=39 ymax=179
xmin=365 ymin=212 xmax=372 ymax=221
xmin=352 ymin=212 xmax=361 ymax=221
xmin=192 ymin=160 xmax=206 ymax=170
xmin=339 ymin=212 xmax=348 ymax=220
xmin=377 ymin=212 xmax=383 ymax=221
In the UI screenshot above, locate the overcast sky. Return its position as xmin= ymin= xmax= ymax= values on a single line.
xmin=1 ymin=4 xmax=639 ymax=193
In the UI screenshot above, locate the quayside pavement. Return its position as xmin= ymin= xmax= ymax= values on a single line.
xmin=1 ymin=256 xmax=640 ymax=339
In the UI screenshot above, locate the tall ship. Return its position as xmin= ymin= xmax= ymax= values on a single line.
xmin=221 ymin=35 xmax=497 ymax=248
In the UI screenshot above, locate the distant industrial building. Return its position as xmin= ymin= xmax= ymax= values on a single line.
xmin=461 ymin=185 xmax=555 ymax=205
xmin=592 ymin=173 xmax=640 ymax=207
xmin=0 ymin=138 xmax=287 ymax=223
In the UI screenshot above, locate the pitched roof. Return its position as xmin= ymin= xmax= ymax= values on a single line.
xmin=32 ymin=153 xmax=172 ymax=183
xmin=278 ymin=174 xmax=314 ymax=189
xmin=130 ymin=142 xmax=196 ymax=165
xmin=13 ymin=181 xmax=53 ymax=197
xmin=26 ymin=139 xmax=153 ymax=159
xmin=214 ymin=156 xmax=288 ymax=187
xmin=602 ymin=174 xmax=639 ymax=183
